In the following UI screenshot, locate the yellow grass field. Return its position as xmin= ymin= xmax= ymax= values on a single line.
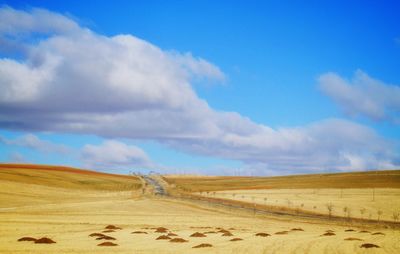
xmin=208 ymin=188 xmax=400 ymax=222
xmin=1 ymin=164 xmax=399 ymax=253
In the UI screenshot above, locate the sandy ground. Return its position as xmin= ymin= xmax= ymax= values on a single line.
xmin=207 ymin=188 xmax=400 ymax=222
xmin=1 ymin=194 xmax=399 ymax=254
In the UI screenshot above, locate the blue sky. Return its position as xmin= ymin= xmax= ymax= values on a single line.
xmin=0 ymin=1 xmax=399 ymax=175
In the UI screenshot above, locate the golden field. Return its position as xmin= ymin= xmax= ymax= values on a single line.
xmin=1 ymin=164 xmax=399 ymax=253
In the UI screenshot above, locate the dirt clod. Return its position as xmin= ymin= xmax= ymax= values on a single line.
xmin=345 ymin=229 xmax=355 ymax=232
xmin=105 ymin=225 xmax=121 ymax=230
xmin=230 ymin=238 xmax=243 ymax=241
xmin=102 ymin=230 xmax=115 ymax=233
xmin=321 ymin=232 xmax=335 ymax=236
xmin=98 ymin=241 xmax=118 ymax=246
xmin=169 ymin=238 xmax=188 ymax=243
xmin=275 ymin=231 xmax=288 ymax=235
xmin=192 ymin=243 xmax=212 ymax=248
xmin=359 ymin=230 xmax=370 ymax=233
xmin=18 ymin=237 xmax=36 ymax=242
xmin=155 ymin=227 xmax=168 ymax=233
xmin=34 ymin=237 xmax=56 ymax=244
xmin=89 ymin=233 xmax=106 ymax=237
xmin=344 ymin=237 xmax=363 ymax=241
xmin=131 ymin=231 xmax=148 ymax=234
xmin=167 ymin=233 xmax=178 ymax=237
xmin=372 ymin=232 xmax=385 ymax=235
xmin=360 ymin=243 xmax=380 ymax=248
xmin=190 ymin=232 xmax=206 ymax=237
xmin=222 ymin=232 xmax=233 ymax=236
xmin=96 ymin=235 xmax=116 ymax=240
xmin=291 ymin=228 xmax=304 ymax=231
xmin=255 ymin=233 xmax=270 ymax=237
xmin=156 ymin=235 xmax=171 ymax=240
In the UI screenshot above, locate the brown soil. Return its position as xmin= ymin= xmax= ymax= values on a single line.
xmin=131 ymin=231 xmax=148 ymax=234
xmin=34 ymin=237 xmax=56 ymax=244
xmin=98 ymin=241 xmax=118 ymax=246
xmin=204 ymin=231 xmax=217 ymax=234
xmin=155 ymin=227 xmax=168 ymax=233
xmin=360 ymin=243 xmax=380 ymax=248
xmin=345 ymin=229 xmax=355 ymax=232
xmin=105 ymin=225 xmax=121 ymax=230
xmin=102 ymin=230 xmax=115 ymax=233
xmin=18 ymin=237 xmax=36 ymax=242
xmin=228 ymin=227 xmax=235 ymax=230
xmin=217 ymin=229 xmax=230 ymax=233
xmin=345 ymin=237 xmax=363 ymax=241
xmin=169 ymin=238 xmax=188 ymax=243
xmin=291 ymin=228 xmax=304 ymax=231
xmin=275 ymin=231 xmax=289 ymax=235
xmin=255 ymin=232 xmax=270 ymax=237
xmin=190 ymin=232 xmax=207 ymax=237
xmin=321 ymin=232 xmax=336 ymax=236
xmin=359 ymin=230 xmax=370 ymax=233
xmin=192 ymin=243 xmax=213 ymax=248
xmin=89 ymin=233 xmax=106 ymax=237
xmin=372 ymin=232 xmax=385 ymax=235
xmin=230 ymin=238 xmax=243 ymax=241
xmin=167 ymin=233 xmax=178 ymax=237
xmin=222 ymin=232 xmax=233 ymax=236
xmin=96 ymin=236 xmax=116 ymax=241
xmin=156 ymin=235 xmax=171 ymax=240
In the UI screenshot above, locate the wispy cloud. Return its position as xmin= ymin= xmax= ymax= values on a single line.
xmin=0 ymin=7 xmax=398 ymax=173
xmin=319 ymin=70 xmax=400 ymax=124
xmin=0 ymin=134 xmax=71 ymax=154
xmin=80 ymin=140 xmax=154 ymax=171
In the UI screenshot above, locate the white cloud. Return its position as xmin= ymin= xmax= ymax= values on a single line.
xmin=319 ymin=70 xmax=400 ymax=123
xmin=0 ymin=7 xmax=398 ymax=173
xmin=7 ymin=152 xmax=27 ymax=163
xmin=0 ymin=134 xmax=70 ymax=154
xmin=81 ymin=140 xmax=153 ymax=170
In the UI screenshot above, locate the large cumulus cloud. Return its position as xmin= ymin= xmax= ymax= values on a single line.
xmin=0 ymin=7 xmax=398 ymax=173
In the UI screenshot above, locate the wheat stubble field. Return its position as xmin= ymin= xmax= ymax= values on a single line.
xmin=1 ymin=164 xmax=400 ymax=253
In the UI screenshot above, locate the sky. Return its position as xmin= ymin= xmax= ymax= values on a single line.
xmin=0 ymin=0 xmax=399 ymax=175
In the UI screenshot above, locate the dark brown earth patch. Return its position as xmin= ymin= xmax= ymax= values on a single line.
xmin=102 ymin=230 xmax=115 ymax=233
xmin=359 ymin=230 xmax=370 ymax=233
xmin=372 ymin=232 xmax=385 ymax=235
xmin=345 ymin=229 xmax=355 ymax=232
xmin=34 ymin=237 xmax=56 ymax=244
xmin=190 ymin=232 xmax=206 ymax=237
xmin=89 ymin=233 xmax=106 ymax=237
xmin=345 ymin=237 xmax=363 ymax=241
xmin=321 ymin=232 xmax=336 ymax=236
xmin=155 ymin=227 xmax=168 ymax=233
xmin=360 ymin=243 xmax=380 ymax=248
xmin=105 ymin=225 xmax=121 ymax=230
xmin=156 ymin=235 xmax=171 ymax=240
xmin=18 ymin=237 xmax=36 ymax=242
xmin=230 ymin=238 xmax=243 ymax=241
xmin=255 ymin=233 xmax=270 ymax=237
xmin=131 ymin=231 xmax=148 ymax=234
xmin=275 ymin=231 xmax=289 ymax=235
xmin=98 ymin=241 xmax=118 ymax=246
xmin=222 ymin=232 xmax=233 ymax=236
xmin=192 ymin=243 xmax=212 ymax=248
xmin=96 ymin=235 xmax=116 ymax=241
xmin=169 ymin=238 xmax=188 ymax=243
xmin=291 ymin=228 xmax=304 ymax=231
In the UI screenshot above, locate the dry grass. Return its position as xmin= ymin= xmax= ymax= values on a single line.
xmin=2 ymin=164 xmax=400 ymax=253
xmin=164 ymin=170 xmax=400 ymax=192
